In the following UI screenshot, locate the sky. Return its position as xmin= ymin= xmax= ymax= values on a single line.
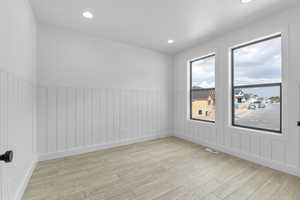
xmin=191 ymin=55 xmax=215 ymax=88
xmin=192 ymin=36 xmax=281 ymax=97
xmin=233 ymin=36 xmax=282 ymax=86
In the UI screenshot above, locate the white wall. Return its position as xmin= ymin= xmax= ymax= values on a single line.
xmin=37 ymin=24 xmax=172 ymax=90
xmin=0 ymin=0 xmax=37 ymax=200
xmin=37 ymin=24 xmax=173 ymax=160
xmin=0 ymin=0 xmax=36 ymax=82
xmin=173 ymin=6 xmax=300 ymax=177
xmin=1 ymin=2 xmax=299 ymax=199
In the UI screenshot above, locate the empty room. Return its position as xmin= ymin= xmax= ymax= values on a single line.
xmin=1 ymin=0 xmax=300 ymax=199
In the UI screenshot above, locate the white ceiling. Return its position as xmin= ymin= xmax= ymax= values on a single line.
xmin=29 ymin=0 xmax=299 ymax=54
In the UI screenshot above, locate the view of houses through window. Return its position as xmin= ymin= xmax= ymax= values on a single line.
xmin=190 ymin=55 xmax=216 ymax=122
xmin=232 ymin=35 xmax=282 ymax=133
xmin=189 ymin=35 xmax=282 ymax=133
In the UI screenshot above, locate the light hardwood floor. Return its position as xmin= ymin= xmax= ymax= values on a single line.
xmin=23 ymin=137 xmax=300 ymax=200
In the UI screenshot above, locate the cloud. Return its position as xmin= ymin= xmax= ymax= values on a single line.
xmin=192 ymin=56 xmax=215 ymax=88
xmin=191 ymin=37 xmax=282 ymax=88
xmin=234 ymin=37 xmax=282 ymax=85
xmin=194 ymin=80 xmax=215 ymax=88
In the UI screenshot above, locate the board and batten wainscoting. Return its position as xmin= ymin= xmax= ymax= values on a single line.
xmin=37 ymin=86 xmax=172 ymax=161
xmin=0 ymin=70 xmax=37 ymax=200
xmin=173 ymin=5 xmax=300 ymax=177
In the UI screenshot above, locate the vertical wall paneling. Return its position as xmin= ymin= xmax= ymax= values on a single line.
xmin=47 ymin=88 xmax=57 ymax=153
xmin=173 ymin=9 xmax=300 ymax=176
xmin=0 ymin=71 xmax=36 ymax=200
xmin=0 ymin=71 xmax=8 ymax=199
xmin=37 ymin=86 xmax=171 ymax=160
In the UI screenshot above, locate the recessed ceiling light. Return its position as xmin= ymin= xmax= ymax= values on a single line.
xmin=241 ymin=0 xmax=252 ymax=3
xmin=168 ymin=39 xmax=175 ymax=44
xmin=82 ymin=11 xmax=93 ymax=19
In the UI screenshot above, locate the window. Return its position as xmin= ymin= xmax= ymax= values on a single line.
xmin=190 ymin=54 xmax=216 ymax=122
xmin=231 ymin=35 xmax=282 ymax=133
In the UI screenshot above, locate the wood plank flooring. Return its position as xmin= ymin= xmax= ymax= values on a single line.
xmin=23 ymin=137 xmax=300 ymax=200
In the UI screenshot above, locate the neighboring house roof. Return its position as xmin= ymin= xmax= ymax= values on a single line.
xmin=192 ymin=89 xmax=215 ymax=100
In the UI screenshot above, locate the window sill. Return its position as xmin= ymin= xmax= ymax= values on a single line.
xmin=229 ymin=125 xmax=284 ymax=138
xmin=187 ymin=118 xmax=216 ymax=126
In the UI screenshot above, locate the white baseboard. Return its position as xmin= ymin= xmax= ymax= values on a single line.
xmin=15 ymin=155 xmax=38 ymax=200
xmin=39 ymin=134 xmax=171 ymax=161
xmin=174 ymin=133 xmax=300 ymax=177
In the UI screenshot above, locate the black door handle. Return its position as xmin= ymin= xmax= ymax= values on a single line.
xmin=0 ymin=151 xmax=13 ymax=163
xmin=298 ymin=122 xmax=300 ymax=126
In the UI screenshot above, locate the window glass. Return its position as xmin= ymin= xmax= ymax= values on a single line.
xmin=190 ymin=55 xmax=216 ymax=122
xmin=232 ymin=36 xmax=282 ymax=133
